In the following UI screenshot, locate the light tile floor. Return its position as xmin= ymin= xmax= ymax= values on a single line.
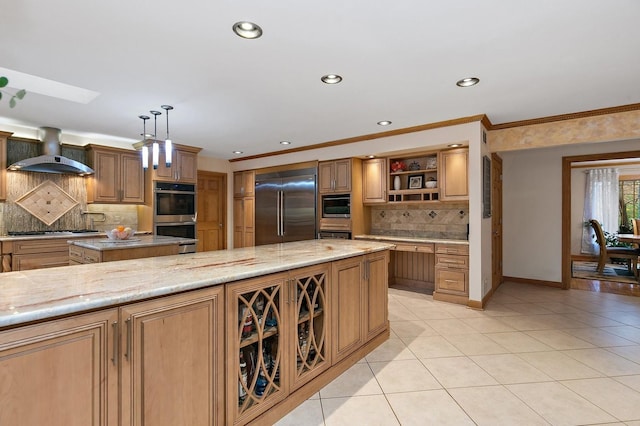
xmin=276 ymin=281 xmax=640 ymax=425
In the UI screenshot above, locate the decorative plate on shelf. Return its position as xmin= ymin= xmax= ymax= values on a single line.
xmin=408 ymin=161 xmax=421 ymax=171
xmin=426 ymin=157 xmax=437 ymax=169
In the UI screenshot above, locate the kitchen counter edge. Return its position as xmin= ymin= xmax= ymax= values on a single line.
xmin=0 ymin=239 xmax=394 ymax=329
xmin=354 ymin=234 xmax=469 ymax=245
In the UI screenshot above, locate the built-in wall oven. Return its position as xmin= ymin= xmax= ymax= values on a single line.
xmin=154 ymin=182 xmax=197 ymax=253
xmin=321 ymin=194 xmax=351 ymax=218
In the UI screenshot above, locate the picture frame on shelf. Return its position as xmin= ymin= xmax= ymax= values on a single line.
xmin=408 ymin=174 xmax=423 ymax=189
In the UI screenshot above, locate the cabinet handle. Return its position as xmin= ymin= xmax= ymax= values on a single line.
xmin=111 ymin=321 xmax=118 ymax=366
xmin=444 ymin=279 xmax=458 ymax=283
xmin=124 ymin=318 xmax=131 ymax=360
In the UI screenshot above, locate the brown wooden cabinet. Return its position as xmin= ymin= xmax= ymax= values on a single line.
xmin=121 ymin=286 xmax=224 ymax=426
xmin=364 ymin=251 xmax=389 ymax=340
xmin=440 ymin=147 xmax=469 ymax=201
xmin=0 ymin=131 xmax=10 ymax=201
xmin=318 ymin=158 xmax=351 ymax=194
xmin=434 ymin=243 xmax=469 ymax=304
xmin=10 ymin=238 xmax=72 ymax=271
xmin=86 ymin=145 xmax=144 ymax=204
xmin=0 ymin=309 xmax=119 ymax=426
xmin=225 ymin=264 xmax=331 ymax=425
xmin=69 ymin=243 xmax=179 ymax=265
xmin=233 ymin=171 xmax=255 ymax=248
xmin=362 ymin=157 xmax=387 ymax=204
xmin=387 ymin=153 xmax=440 ymax=203
xmin=153 ymin=146 xmax=199 ymax=183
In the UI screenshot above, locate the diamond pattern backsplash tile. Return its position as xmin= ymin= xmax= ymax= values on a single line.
xmin=370 ymin=203 xmax=468 ymax=239
xmin=15 ymin=180 xmax=79 ymax=226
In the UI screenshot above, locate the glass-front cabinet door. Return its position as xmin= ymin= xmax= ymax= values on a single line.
xmin=227 ymin=273 xmax=287 ymax=425
xmin=290 ymin=264 xmax=331 ymax=391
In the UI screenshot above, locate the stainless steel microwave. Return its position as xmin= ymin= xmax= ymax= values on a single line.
xmin=321 ymin=194 xmax=351 ymax=218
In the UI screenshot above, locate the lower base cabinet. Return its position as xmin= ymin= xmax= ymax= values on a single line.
xmin=0 ymin=252 xmax=389 ymax=426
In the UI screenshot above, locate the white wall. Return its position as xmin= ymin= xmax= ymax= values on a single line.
xmin=502 ymin=138 xmax=640 ymax=283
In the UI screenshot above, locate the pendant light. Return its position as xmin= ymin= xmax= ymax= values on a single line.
xmin=139 ymin=115 xmax=150 ymax=170
xmin=161 ymin=105 xmax=173 ymax=167
xmin=150 ymin=110 xmax=161 ymax=169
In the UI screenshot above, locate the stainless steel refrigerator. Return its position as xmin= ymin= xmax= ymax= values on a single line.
xmin=255 ymin=168 xmax=317 ymax=245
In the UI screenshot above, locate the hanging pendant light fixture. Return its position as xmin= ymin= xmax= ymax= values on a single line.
xmin=161 ymin=105 xmax=173 ymax=167
xmin=150 ymin=110 xmax=162 ymax=169
xmin=139 ymin=115 xmax=150 ymax=170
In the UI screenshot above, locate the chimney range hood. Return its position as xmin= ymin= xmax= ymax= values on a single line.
xmin=8 ymin=127 xmax=94 ymax=175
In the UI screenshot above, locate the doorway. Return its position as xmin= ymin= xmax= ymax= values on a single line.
xmin=196 ymin=171 xmax=227 ymax=252
xmin=562 ymin=149 xmax=640 ymax=291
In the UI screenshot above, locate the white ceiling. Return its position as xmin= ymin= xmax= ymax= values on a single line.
xmin=2 ymin=0 xmax=640 ymax=159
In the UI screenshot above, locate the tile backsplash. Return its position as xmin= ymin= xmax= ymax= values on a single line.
xmin=369 ymin=202 xmax=469 ymax=240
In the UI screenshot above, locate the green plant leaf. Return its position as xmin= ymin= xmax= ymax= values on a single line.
xmin=9 ymin=97 xmax=16 ymax=108
xmin=15 ymin=89 xmax=26 ymax=100
xmin=0 ymin=76 xmax=8 ymax=88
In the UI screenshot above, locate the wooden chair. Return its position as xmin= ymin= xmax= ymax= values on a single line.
xmin=589 ymin=219 xmax=639 ymax=277
xmin=633 ymin=218 xmax=639 ymax=235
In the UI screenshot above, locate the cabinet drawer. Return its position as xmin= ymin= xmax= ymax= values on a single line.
xmin=319 ymin=218 xmax=352 ymax=231
xmin=13 ymin=253 xmax=70 ymax=271
xmin=435 ymin=244 xmax=469 ymax=256
xmin=69 ymin=247 xmax=101 ymax=264
xmin=13 ymin=239 xmax=70 ymax=255
xmin=393 ymin=243 xmax=434 ymax=253
xmin=435 ymin=269 xmax=467 ymax=294
xmin=69 ymin=246 xmax=84 ymax=263
xmin=436 ymin=254 xmax=468 ymax=269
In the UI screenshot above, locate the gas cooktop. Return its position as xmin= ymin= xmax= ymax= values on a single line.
xmin=8 ymin=229 xmax=100 ymax=236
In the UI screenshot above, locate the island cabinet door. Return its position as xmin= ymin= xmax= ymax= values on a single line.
xmin=226 ymin=273 xmax=289 ymax=426
xmin=364 ymin=251 xmax=389 ymax=341
xmin=0 ymin=309 xmax=119 ymax=426
xmin=331 ymin=256 xmax=365 ymax=363
xmin=288 ymin=264 xmax=331 ymax=392
xmin=119 ymin=286 xmax=224 ymax=426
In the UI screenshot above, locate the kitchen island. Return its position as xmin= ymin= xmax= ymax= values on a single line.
xmin=0 ymin=239 xmax=393 ymax=426
xmin=68 ymin=234 xmax=197 ymax=264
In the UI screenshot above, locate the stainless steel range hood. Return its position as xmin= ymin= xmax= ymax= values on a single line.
xmin=8 ymin=127 xmax=94 ymax=175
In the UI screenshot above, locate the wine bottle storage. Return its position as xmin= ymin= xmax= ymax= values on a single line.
xmin=293 ymin=272 xmax=327 ymax=381
xmin=237 ymin=285 xmax=282 ymax=414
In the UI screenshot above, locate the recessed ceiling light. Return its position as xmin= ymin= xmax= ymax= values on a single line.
xmin=377 ymin=120 xmax=392 ymax=126
xmin=448 ymin=143 xmax=463 ymax=147
xmin=456 ymin=77 xmax=479 ymax=87
xmin=233 ymin=150 xmax=243 ymax=155
xmin=232 ymin=21 xmax=263 ymax=39
xmin=367 ymin=155 xmax=375 ymax=158
xmin=280 ymin=141 xmax=291 ymax=145
xmin=321 ymin=74 xmax=342 ymax=84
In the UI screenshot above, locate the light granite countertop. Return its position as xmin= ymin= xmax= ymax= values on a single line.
xmin=0 ymin=239 xmax=394 ymax=329
xmin=354 ymin=234 xmax=469 ymax=245
xmin=68 ymin=235 xmax=197 ymax=251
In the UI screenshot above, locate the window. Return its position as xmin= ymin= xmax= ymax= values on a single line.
xmin=619 ymin=175 xmax=640 ymax=233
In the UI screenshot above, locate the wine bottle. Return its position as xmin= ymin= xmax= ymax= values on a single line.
xmin=239 ymin=352 xmax=248 ymax=404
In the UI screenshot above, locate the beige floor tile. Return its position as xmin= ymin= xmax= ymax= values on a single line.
xmin=421 ymin=356 xmax=499 ymax=388
xmin=368 ymin=359 xmax=441 ymax=393
xmin=461 ymin=317 xmax=516 ymax=333
xmin=598 ymin=311 xmax=640 ymax=326
xmin=525 ymin=329 xmax=596 ymax=350
xmin=601 ymin=326 xmax=640 ymax=344
xmin=565 ymin=327 xmax=636 ymax=347
xmin=562 ymin=377 xmax=640 ymax=421
xmin=403 ymin=335 xmax=463 ymax=359
xmin=506 ymin=381 xmax=617 ymax=425
xmin=481 ymin=303 xmax=521 ymax=317
xmin=502 ymin=303 xmax=555 ymax=315
xmin=275 ymin=398 xmax=325 ymax=426
xmin=425 ymin=318 xmax=479 ymax=335
xmin=390 ymin=320 xmax=438 ymax=338
xmin=613 ymin=374 xmax=640 ymax=392
xmin=541 ymin=302 xmax=587 ymax=314
xmin=605 ymin=345 xmax=640 ymax=364
xmin=562 ymin=312 xmax=625 ymax=327
xmin=319 ymin=363 xmax=382 ymax=398
xmin=444 ymin=333 xmax=509 ymax=356
xmin=470 ymin=353 xmax=553 ymax=384
xmin=496 ymin=315 xmax=557 ymax=331
xmin=563 ymin=348 xmax=640 ymax=376
xmin=486 ymin=293 xmax=525 ymax=304
xmin=322 ymin=395 xmax=399 ymax=426
xmin=407 ymin=306 xmax=456 ymax=320
xmin=364 ymin=337 xmax=416 ymax=362
xmin=484 ymin=331 xmax=554 ymax=353
xmin=386 ymin=389 xmax=475 ymax=425
xmin=449 ymin=385 xmax=549 ymax=425
xmin=516 ymin=351 xmax=603 ymax=380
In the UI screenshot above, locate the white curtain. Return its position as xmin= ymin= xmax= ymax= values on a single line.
xmin=582 ymin=168 xmax=619 ymax=254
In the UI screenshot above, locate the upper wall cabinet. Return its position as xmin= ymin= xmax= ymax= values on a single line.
xmin=233 ymin=170 xmax=255 ymax=198
xmin=0 ymin=131 xmax=10 ymax=201
xmin=86 ymin=145 xmax=144 ymax=204
xmin=318 ymin=159 xmax=351 ymax=194
xmin=386 ymin=152 xmax=440 ymax=203
xmin=153 ymin=145 xmax=200 ymax=183
xmin=362 ymin=158 xmax=387 ymax=204
xmin=439 ymin=148 xmax=469 ymax=201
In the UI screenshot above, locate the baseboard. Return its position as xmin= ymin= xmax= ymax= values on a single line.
xmin=503 ymin=275 xmax=563 ymax=288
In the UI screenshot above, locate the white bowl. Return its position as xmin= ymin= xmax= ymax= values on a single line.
xmin=425 ymin=181 xmax=437 ymax=188
xmin=106 ymin=227 xmax=135 ymax=240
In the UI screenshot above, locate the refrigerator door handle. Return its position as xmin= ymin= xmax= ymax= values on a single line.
xmin=276 ymin=190 xmax=282 ymax=236
xmin=279 ymin=190 xmax=285 ymax=236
